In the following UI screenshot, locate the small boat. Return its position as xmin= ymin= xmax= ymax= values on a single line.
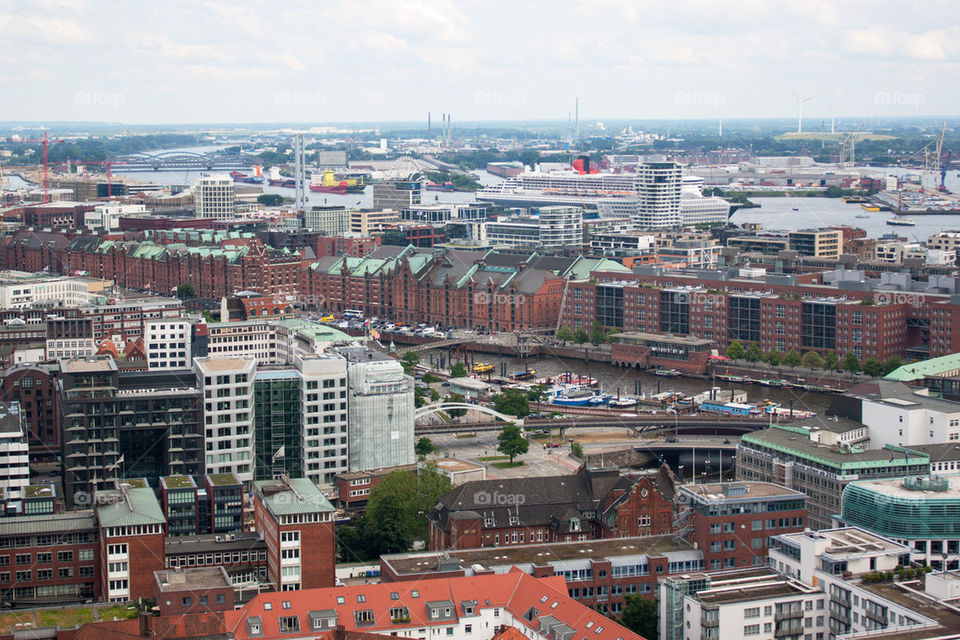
xmin=511 ymin=369 xmax=536 ymax=380
xmin=473 ymin=363 xmax=494 ymax=374
xmin=551 ymin=388 xmax=599 ymax=406
xmin=855 ymin=214 xmax=870 ymax=219
xmin=609 ymin=397 xmax=639 ymax=408
xmin=557 ymin=373 xmax=599 ymax=386
xmin=887 ymin=218 xmax=916 ymax=226
xmin=861 ymin=204 xmax=881 ymax=212
xmin=588 ymin=394 xmax=612 ymax=405
xmin=653 ymin=368 xmax=682 ymax=378
xmin=792 ymin=207 xmax=799 ymax=211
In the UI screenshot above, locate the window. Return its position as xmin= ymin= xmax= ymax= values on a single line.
xmin=744 ymin=624 xmax=760 ymax=636
xmin=638 ymin=515 xmax=651 ymax=527
xmin=279 ymin=616 xmax=300 ymax=633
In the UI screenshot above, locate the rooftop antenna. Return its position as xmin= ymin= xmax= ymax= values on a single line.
xmin=575 ymin=97 xmax=580 ymax=141
xmin=793 ymin=92 xmax=813 ymax=134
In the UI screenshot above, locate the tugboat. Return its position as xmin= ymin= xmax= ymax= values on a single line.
xmin=473 ymin=363 xmax=494 ymax=374
xmin=511 ymin=369 xmax=536 ymax=380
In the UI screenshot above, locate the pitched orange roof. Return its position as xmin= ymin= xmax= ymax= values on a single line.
xmin=223 ymin=570 xmax=645 ymax=640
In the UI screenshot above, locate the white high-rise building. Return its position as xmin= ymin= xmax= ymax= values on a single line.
xmin=0 ymin=402 xmax=29 ymax=500
xmin=194 ymin=174 xmax=236 ymax=219
xmin=145 ymin=319 xmax=193 ymax=369
xmin=344 ymin=352 xmax=415 ymax=472
xmin=538 ymin=206 xmax=583 ymax=248
xmin=633 ymin=161 xmax=682 ymax=228
xmin=194 ymin=356 xmax=256 ymax=483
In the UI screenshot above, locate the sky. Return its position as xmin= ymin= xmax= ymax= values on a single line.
xmin=1 ymin=0 xmax=959 ymax=126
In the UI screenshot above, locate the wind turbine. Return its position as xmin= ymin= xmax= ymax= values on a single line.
xmin=793 ymin=92 xmax=813 ymax=134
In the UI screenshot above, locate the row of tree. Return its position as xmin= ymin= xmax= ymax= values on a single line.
xmin=556 ymin=322 xmax=612 ymax=346
xmin=725 ymin=340 xmax=903 ymax=377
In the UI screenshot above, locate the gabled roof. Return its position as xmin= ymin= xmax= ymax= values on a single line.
xmin=95 ymin=487 xmax=165 ymax=528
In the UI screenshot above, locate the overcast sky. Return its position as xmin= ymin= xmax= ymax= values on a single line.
xmin=2 ymin=0 xmax=958 ymax=125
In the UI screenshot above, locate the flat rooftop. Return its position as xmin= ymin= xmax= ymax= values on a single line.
xmin=60 ymin=356 xmax=117 ymax=373
xmin=780 ymin=527 xmax=910 ymax=557
xmin=194 ymin=356 xmax=255 ymax=372
xmin=434 ymin=459 xmax=484 ymax=473
xmin=612 ymin=331 xmax=713 ymax=346
xmin=679 ymin=481 xmax=804 ymax=502
xmin=856 ymin=580 xmax=960 ymax=639
xmin=155 ymin=566 xmax=231 ymax=592
xmin=383 ymin=535 xmax=694 ymax=576
xmin=695 ymin=578 xmax=815 ymax=606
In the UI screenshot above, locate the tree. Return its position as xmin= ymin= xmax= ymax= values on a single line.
xmin=745 ymin=344 xmax=763 ymax=363
xmin=763 ymin=351 xmax=782 ymax=366
xmin=257 ymin=193 xmax=284 ymax=206
xmin=446 ymin=392 xmax=467 ymax=419
xmin=449 ymin=361 xmax=468 ymax=378
xmin=358 ymin=467 xmax=454 ymax=555
xmin=429 ymin=388 xmax=440 ymax=403
xmin=555 ymin=326 xmax=574 ymax=344
xmin=844 ymin=352 xmax=861 ymax=375
xmin=783 ymin=349 xmax=802 ymax=367
xmin=414 ymin=385 xmax=428 ymax=408
xmin=497 ymin=424 xmax=529 ymax=463
xmin=421 ymin=372 xmax=441 ymax=383
xmin=824 ymin=351 xmax=839 ymax=371
xmin=589 ymin=321 xmax=607 ymax=345
xmin=526 ymin=384 xmax=549 ymax=404
xmin=801 ymin=351 xmax=824 ymax=370
xmin=726 ymin=340 xmax=745 ymax=360
xmin=882 ymin=356 xmax=904 ymax=376
xmin=363 ymin=492 xmax=412 ymax=555
xmin=492 ymin=389 xmax=530 ymax=417
xmin=573 ymin=327 xmax=589 ymax=344
xmin=570 ymin=441 xmax=584 ymax=458
xmin=415 ymin=437 xmax=437 ymax=459
xmin=401 ymin=352 xmax=420 ymax=375
xmin=176 ymin=282 xmax=195 ymax=299
xmin=621 ymin=595 xmax=658 ymax=640
xmin=862 ymin=357 xmax=885 ymax=378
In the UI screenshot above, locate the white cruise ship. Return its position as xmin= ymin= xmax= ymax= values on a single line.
xmin=476 ymin=171 xmax=641 ymax=209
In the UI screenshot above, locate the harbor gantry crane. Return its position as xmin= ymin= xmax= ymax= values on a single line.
xmin=838 ymin=124 xmax=864 ymax=167
xmin=18 ymin=131 xmax=65 ymax=203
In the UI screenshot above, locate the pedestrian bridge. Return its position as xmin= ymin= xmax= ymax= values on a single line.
xmin=415 ymin=402 xmax=522 ymax=427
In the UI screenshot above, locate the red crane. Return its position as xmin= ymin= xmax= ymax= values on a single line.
xmin=18 ymin=131 xmax=65 ymax=203
xmin=61 ymin=159 xmax=129 ymax=197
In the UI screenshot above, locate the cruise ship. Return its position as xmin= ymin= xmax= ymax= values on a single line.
xmin=476 ymin=171 xmax=642 ymax=209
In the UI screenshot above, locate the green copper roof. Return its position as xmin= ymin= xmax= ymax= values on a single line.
xmin=96 ymin=487 xmax=165 ymax=528
xmin=255 ymin=478 xmax=334 ymax=516
xmin=885 ymin=353 xmax=960 ymax=382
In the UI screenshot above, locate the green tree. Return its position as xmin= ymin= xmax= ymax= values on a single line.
xmin=882 ymin=356 xmax=904 ymax=376
xmin=862 ymin=357 xmax=885 ymax=377
xmin=421 ymin=372 xmax=441 ymax=383
xmin=824 ymin=351 xmax=839 ymax=371
xmin=526 ymin=384 xmax=549 ymax=404
xmin=783 ymin=349 xmax=802 ymax=367
xmin=361 ymin=467 xmax=454 ymax=550
xmin=497 ymin=424 xmax=529 ymax=463
xmin=573 ymin=327 xmax=589 ymax=344
xmin=414 ymin=385 xmax=428 ymax=408
xmin=825 ymin=185 xmax=844 ymax=198
xmin=555 ymin=326 xmax=574 ymax=344
xmin=492 ymin=389 xmax=530 ymax=417
xmin=589 ymin=321 xmax=607 ymax=345
xmin=257 ymin=193 xmax=284 ymax=206
xmin=429 ymin=388 xmax=441 ymax=403
xmin=844 ymin=352 xmax=860 ymax=375
xmin=401 ymin=351 xmax=420 ymax=375
xmin=763 ymin=351 xmax=782 ymax=366
xmin=415 ymin=437 xmax=437 ymax=459
xmin=363 ymin=492 xmax=412 ymax=554
xmin=570 ymin=441 xmax=584 ymax=458
xmin=176 ymin=282 xmax=195 ymax=298
xmin=801 ymin=351 xmax=824 ymax=370
xmin=621 ymin=595 xmax=658 ymax=640
xmin=446 ymin=392 xmax=467 ymax=419
xmin=745 ymin=344 xmax=763 ymax=363
xmin=726 ymin=340 xmax=745 ymax=360
xmin=449 ymin=361 xmax=468 ymax=378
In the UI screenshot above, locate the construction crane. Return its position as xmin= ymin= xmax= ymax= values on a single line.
xmin=837 ymin=124 xmax=864 ymax=167
xmin=17 ymin=131 xmax=66 ymax=203
xmin=58 ymin=159 xmax=128 ymax=197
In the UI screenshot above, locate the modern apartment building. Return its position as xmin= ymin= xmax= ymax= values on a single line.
xmin=59 ymin=357 xmax=204 ymax=507
xmin=0 ymin=403 xmax=29 ymax=502
xmin=349 ymin=208 xmax=400 ymax=235
xmin=371 ymin=178 xmax=422 ymax=210
xmin=145 ymin=318 xmax=195 ymax=369
xmin=194 ymin=174 xmax=236 ymax=219
xmin=304 ymin=206 xmax=351 ymax=235
xmin=194 ymin=356 xmax=256 ymax=484
xmin=254 ymin=354 xmax=350 ymax=484
xmin=856 ymin=380 xmax=960 ymax=447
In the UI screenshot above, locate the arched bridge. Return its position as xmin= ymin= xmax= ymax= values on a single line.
xmin=112 ymin=150 xmax=260 ymax=172
xmin=415 ymin=403 xmax=522 ymax=427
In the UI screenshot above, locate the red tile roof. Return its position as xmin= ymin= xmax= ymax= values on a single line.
xmin=224 ymin=570 xmax=646 ymax=640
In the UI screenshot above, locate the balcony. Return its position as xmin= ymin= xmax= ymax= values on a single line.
xmin=775 ymin=608 xmax=803 ymax=621
xmin=774 ymin=622 xmax=803 ymax=637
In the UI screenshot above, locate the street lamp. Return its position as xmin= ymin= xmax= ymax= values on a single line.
xmin=678 ymin=464 xmax=685 ymax=483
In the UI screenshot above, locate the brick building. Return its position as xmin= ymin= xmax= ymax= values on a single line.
xmin=0 ymin=511 xmax=99 ymax=606
xmin=0 ymin=364 xmax=60 ymax=459
xmin=676 ymin=481 xmax=807 ymax=572
xmin=334 ymin=464 xmax=418 ymax=511
xmin=428 ymin=465 xmax=678 ymax=551
xmin=154 ymin=566 xmax=235 ymax=617
xmin=253 ymin=477 xmax=336 ymax=591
